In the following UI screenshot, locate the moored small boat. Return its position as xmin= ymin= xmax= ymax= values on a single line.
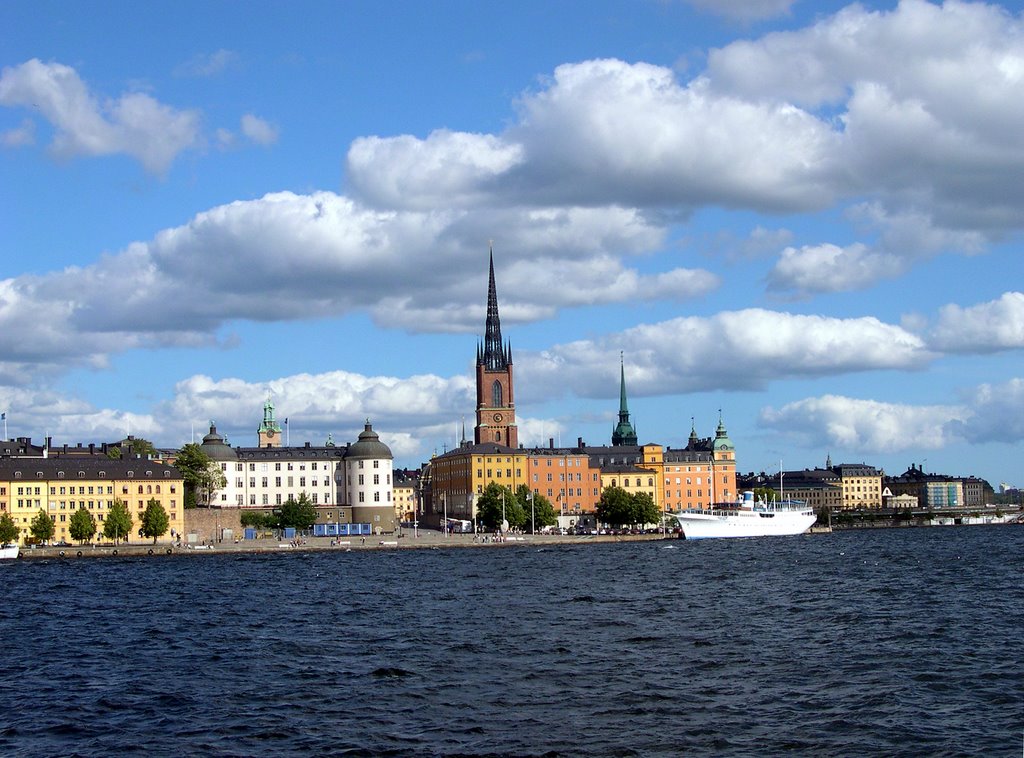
xmin=1 ymin=544 xmax=20 ymax=560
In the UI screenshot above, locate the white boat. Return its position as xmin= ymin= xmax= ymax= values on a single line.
xmin=672 ymin=491 xmax=816 ymax=539
xmin=1 ymin=544 xmax=19 ymax=560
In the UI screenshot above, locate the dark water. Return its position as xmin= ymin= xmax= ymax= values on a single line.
xmin=1 ymin=527 xmax=1021 ymax=757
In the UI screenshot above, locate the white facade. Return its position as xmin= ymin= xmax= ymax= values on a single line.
xmin=217 ymin=449 xmax=344 ymax=507
xmin=344 ymin=455 xmax=393 ymax=509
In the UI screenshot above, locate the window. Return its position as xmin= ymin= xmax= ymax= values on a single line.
xmin=491 ymin=380 xmax=503 ymax=406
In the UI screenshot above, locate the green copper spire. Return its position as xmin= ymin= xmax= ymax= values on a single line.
xmin=258 ymin=397 xmax=282 ymax=435
xmin=611 ymin=352 xmax=638 ymax=446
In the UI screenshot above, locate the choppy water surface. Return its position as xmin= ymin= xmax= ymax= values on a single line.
xmin=2 ymin=526 xmax=1021 ymax=756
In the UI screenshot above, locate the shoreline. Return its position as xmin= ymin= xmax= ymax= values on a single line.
xmin=13 ymin=519 xmax=1022 ymax=560
xmin=13 ymin=530 xmax=671 ymax=560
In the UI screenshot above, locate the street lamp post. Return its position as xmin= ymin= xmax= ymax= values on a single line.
xmin=528 ymin=492 xmax=535 ymax=535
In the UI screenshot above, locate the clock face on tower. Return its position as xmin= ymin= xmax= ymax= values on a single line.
xmin=493 ymin=413 xmax=503 ymax=423
xmin=266 ymin=429 xmax=275 ymax=438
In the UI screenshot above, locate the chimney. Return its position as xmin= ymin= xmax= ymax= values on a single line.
xmin=549 ymin=437 xmax=554 ymax=449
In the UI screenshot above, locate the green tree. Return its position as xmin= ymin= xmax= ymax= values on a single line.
xmin=103 ymin=499 xmax=134 ymax=544
xmin=0 ymin=511 xmax=20 ymax=546
xmin=69 ymin=507 xmax=97 ymax=544
xmin=141 ymin=498 xmax=170 ymax=543
xmin=631 ymin=491 xmax=661 ymax=527
xmin=30 ymin=508 xmax=55 ymax=544
xmin=278 ymin=493 xmax=317 ymax=530
xmin=596 ymin=485 xmax=633 ymax=527
xmin=474 ymin=482 xmax=525 ymax=530
xmin=175 ymin=443 xmax=227 ymax=508
xmin=520 ymin=486 xmax=557 ymax=532
xmin=240 ymin=510 xmax=276 ymax=529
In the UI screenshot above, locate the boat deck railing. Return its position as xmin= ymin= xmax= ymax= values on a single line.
xmin=679 ymin=500 xmax=812 ymax=517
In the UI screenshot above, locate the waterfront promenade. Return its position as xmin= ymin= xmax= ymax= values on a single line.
xmin=15 ymin=529 xmax=669 ymax=560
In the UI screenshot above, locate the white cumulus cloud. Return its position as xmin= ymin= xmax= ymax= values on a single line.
xmin=759 ymin=394 xmax=967 ymax=453
xmin=0 ymin=58 xmax=202 ymax=174
xmin=927 ymin=292 xmax=1024 ymax=353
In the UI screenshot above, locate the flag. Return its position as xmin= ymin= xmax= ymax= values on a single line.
xmin=285 ymin=417 xmax=288 ymax=424
xmin=1 ymin=412 xmax=5 ymax=420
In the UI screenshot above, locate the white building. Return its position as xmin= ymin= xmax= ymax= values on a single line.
xmin=198 ymin=409 xmax=394 ymax=533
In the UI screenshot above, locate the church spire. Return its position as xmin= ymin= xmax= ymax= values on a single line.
xmin=611 ymin=352 xmax=638 ymax=446
xmin=474 ymin=245 xmax=518 ymax=448
xmin=481 ymin=246 xmax=508 ymax=370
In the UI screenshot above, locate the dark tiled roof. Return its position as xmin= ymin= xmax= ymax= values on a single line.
xmin=0 ymin=457 xmax=180 ymax=479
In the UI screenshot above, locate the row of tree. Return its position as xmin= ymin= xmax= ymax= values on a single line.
xmin=594 ymin=485 xmax=662 ymax=528
xmin=470 ymin=482 xmax=664 ymax=531
xmin=238 ymin=493 xmax=319 ymax=531
xmin=473 ymin=483 xmax=558 ymax=531
xmin=0 ymin=499 xmax=171 ymax=546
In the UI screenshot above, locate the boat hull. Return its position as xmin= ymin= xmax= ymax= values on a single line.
xmin=674 ymin=508 xmax=816 ymax=539
xmin=0 ymin=544 xmax=19 ymax=560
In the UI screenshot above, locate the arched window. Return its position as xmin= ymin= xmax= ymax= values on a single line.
xmin=491 ymin=380 xmax=503 ymax=407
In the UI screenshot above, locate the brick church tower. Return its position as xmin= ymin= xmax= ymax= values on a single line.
xmin=474 ymin=249 xmax=518 ymax=448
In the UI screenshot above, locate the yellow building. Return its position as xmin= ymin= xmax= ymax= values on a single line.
xmin=393 ymin=472 xmax=418 ymax=522
xmin=428 ymin=442 xmax=529 ymax=523
xmin=0 ymin=457 xmax=185 ymax=545
xmin=831 ymin=463 xmax=883 ymax=509
xmin=600 ymin=464 xmax=660 ymax=507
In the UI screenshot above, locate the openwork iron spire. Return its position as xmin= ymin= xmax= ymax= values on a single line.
xmin=481 ymin=247 xmax=509 ymax=370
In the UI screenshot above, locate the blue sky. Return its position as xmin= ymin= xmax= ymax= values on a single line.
xmin=2 ymin=0 xmax=1023 ymax=489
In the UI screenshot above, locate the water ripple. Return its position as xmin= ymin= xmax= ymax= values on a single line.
xmin=0 ymin=526 xmax=1021 ymax=756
